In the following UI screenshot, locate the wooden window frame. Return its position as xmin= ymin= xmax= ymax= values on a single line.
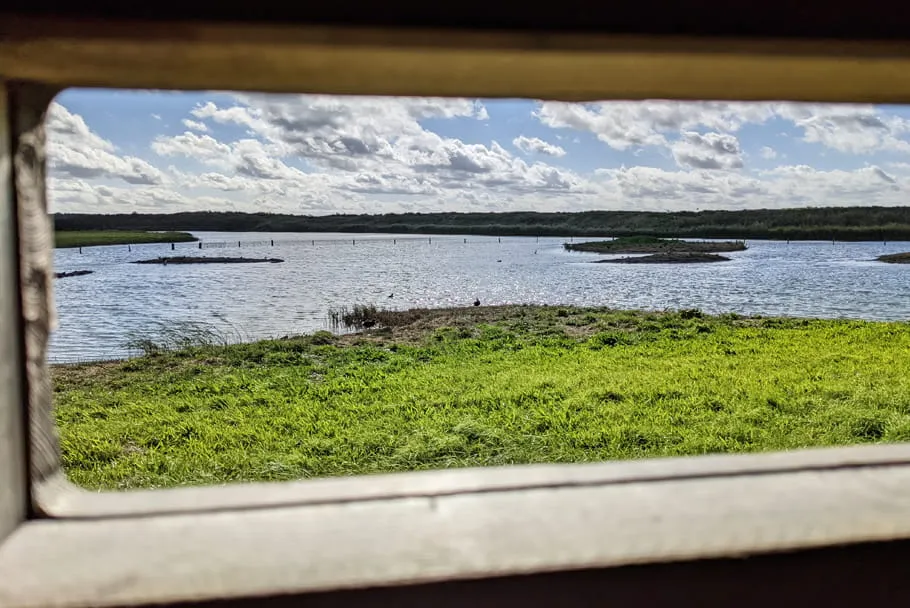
xmin=4 ymin=15 xmax=910 ymax=606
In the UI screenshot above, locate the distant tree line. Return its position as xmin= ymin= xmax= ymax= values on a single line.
xmin=51 ymin=207 xmax=910 ymax=241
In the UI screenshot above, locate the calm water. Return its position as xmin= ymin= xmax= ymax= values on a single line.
xmin=50 ymin=232 xmax=910 ymax=362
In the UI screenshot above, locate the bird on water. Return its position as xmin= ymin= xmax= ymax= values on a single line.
xmin=474 ymin=299 xmax=481 ymax=307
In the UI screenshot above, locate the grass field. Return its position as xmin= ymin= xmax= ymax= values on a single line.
xmin=53 ymin=305 xmax=910 ymax=490
xmin=55 ymin=230 xmax=198 ymax=248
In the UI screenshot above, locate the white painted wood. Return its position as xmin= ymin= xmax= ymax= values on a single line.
xmin=36 ymin=443 xmax=910 ymax=519
xmin=7 ymin=459 xmax=910 ymax=607
xmin=0 ymin=86 xmax=27 ymax=544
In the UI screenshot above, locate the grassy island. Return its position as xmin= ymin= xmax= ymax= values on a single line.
xmin=565 ymin=236 xmax=747 ymax=255
xmin=55 ymin=230 xmax=198 ymax=249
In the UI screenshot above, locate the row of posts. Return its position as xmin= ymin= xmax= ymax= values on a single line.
xmin=76 ymin=235 xmax=552 ymax=253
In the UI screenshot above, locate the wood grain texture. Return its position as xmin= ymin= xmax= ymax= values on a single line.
xmin=8 ymin=461 xmax=910 ymax=607
xmin=0 ymin=87 xmax=28 ymax=543
xmin=4 ymin=18 xmax=910 ymax=101
xmin=10 ymin=84 xmax=60 ymax=489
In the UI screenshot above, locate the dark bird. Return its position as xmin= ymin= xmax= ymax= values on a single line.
xmin=363 ymin=319 xmax=377 ymax=328
xmin=474 ymin=299 xmax=481 ymax=307
xmin=496 ymin=259 xmax=502 ymax=263
xmin=388 ymin=293 xmax=393 ymax=298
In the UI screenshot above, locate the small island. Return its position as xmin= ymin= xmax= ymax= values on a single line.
xmin=54 ymin=270 xmax=94 ymax=279
xmin=565 ymin=235 xmax=747 ymax=254
xmin=55 ymin=230 xmax=198 ymax=249
xmin=877 ymin=252 xmax=910 ymax=264
xmin=596 ymin=253 xmax=731 ymax=264
xmin=132 ymin=256 xmax=284 ymax=265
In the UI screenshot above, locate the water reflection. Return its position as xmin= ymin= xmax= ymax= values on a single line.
xmin=50 ymin=232 xmax=910 ymax=362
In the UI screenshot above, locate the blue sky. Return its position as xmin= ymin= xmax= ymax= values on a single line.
xmin=46 ymin=89 xmax=910 ymax=215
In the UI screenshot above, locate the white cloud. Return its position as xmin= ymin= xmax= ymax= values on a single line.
xmin=182 ymin=119 xmax=208 ymax=132
xmin=671 ymin=131 xmax=743 ymax=170
xmin=536 ymin=101 xmax=775 ymax=151
xmin=536 ymin=100 xmax=910 ymax=158
xmin=774 ymin=104 xmax=910 ymax=154
xmin=512 ymin=135 xmax=566 ymax=157
xmin=47 ymin=103 xmax=166 ymax=186
xmin=45 ymin=95 xmax=910 ymax=216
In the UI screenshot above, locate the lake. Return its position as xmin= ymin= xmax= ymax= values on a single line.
xmin=50 ymin=232 xmax=910 ymax=362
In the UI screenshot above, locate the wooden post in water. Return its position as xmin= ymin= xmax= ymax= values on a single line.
xmin=464 ymin=238 xmax=466 ymax=243
xmin=171 ymin=243 xmax=175 ymax=250
xmin=198 ymin=242 xmax=202 ymax=249
xmin=393 ymin=239 xmax=396 ymax=244
xmin=128 ymin=245 xmax=131 ymax=252
xmin=428 ymin=237 xmax=432 ymax=244
xmin=78 ymin=247 xmax=82 ymax=254
xmin=312 ymin=240 xmax=315 ymax=246
xmin=271 ymin=239 xmax=274 ymax=246
xmin=238 ymin=241 xmax=241 ymax=248
xmin=498 ymin=237 xmax=501 ymax=243
xmin=353 ymin=239 xmax=356 ymax=245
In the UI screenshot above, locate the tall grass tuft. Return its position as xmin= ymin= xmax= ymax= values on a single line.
xmin=328 ymin=304 xmax=381 ymax=331
xmin=327 ymin=303 xmax=426 ymax=331
xmin=124 ymin=320 xmax=248 ymax=356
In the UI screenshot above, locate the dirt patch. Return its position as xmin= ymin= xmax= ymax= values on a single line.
xmin=596 ymin=252 xmax=732 ymax=264
xmin=877 ymin=252 xmax=910 ymax=264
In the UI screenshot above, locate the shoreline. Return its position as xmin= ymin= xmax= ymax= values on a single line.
xmin=54 ymin=304 xmax=910 ymax=489
xmin=55 ymin=230 xmax=198 ymax=249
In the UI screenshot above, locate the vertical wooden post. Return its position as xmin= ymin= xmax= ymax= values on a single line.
xmin=171 ymin=243 xmax=175 ymax=250
xmin=198 ymin=242 xmax=202 ymax=249
xmin=78 ymin=246 xmax=82 ymax=253
xmin=271 ymin=239 xmax=274 ymax=246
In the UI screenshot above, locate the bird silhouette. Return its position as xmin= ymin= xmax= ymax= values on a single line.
xmin=474 ymin=299 xmax=481 ymax=307
xmin=388 ymin=293 xmax=393 ymax=298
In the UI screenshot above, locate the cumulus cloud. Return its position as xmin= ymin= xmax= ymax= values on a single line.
xmin=671 ymin=131 xmax=743 ymax=170
xmin=512 ymin=136 xmax=566 ymax=157
xmin=47 ymin=103 xmax=166 ymax=186
xmin=536 ymin=101 xmax=774 ymax=151
xmin=182 ymin=119 xmax=208 ymax=132
xmin=536 ymin=100 xmax=910 ymax=157
xmin=44 ymin=94 xmax=910 ymax=215
xmin=774 ymin=104 xmax=910 ymax=154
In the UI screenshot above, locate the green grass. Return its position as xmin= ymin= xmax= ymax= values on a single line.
xmin=54 ymin=230 xmax=198 ymax=248
xmin=53 ymin=305 xmax=910 ymax=490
